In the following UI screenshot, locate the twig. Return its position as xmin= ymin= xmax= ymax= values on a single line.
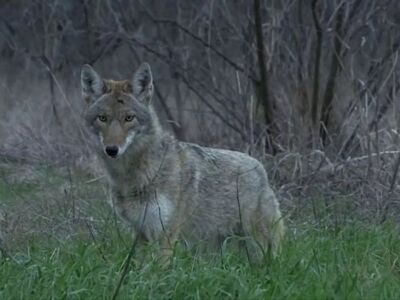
xmin=85 ymin=176 xmax=106 ymax=184
xmin=137 ymin=2 xmax=258 ymax=83
xmin=125 ymin=39 xmax=245 ymax=137
xmin=84 ymin=219 xmax=108 ymax=263
xmin=235 ymin=173 xmax=251 ymax=265
xmin=111 ymin=202 xmax=149 ymax=300
xmin=112 ymin=143 xmax=170 ymax=299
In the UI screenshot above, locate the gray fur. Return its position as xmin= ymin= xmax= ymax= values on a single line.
xmin=81 ymin=64 xmax=104 ymax=100
xmin=81 ymin=63 xmax=284 ymax=259
xmin=132 ymin=62 xmax=153 ymax=102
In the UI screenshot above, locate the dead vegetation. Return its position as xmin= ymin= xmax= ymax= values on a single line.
xmin=1 ymin=0 xmax=400 ymax=248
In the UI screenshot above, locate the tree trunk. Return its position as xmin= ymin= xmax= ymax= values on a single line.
xmin=319 ymin=4 xmax=345 ymax=145
xmin=310 ymin=0 xmax=322 ymax=127
xmin=253 ymin=0 xmax=276 ymax=153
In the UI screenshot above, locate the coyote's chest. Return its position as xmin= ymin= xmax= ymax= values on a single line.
xmin=113 ymin=190 xmax=174 ymax=241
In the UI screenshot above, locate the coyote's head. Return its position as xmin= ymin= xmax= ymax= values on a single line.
xmin=81 ymin=63 xmax=156 ymax=158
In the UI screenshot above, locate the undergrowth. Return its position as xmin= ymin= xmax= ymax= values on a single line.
xmin=0 ymin=163 xmax=399 ymax=299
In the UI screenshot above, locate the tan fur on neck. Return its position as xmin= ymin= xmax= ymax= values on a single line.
xmin=103 ymin=80 xmax=133 ymax=94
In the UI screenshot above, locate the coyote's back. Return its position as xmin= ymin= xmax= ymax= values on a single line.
xmin=81 ymin=62 xmax=284 ymax=258
xmin=174 ymin=142 xmax=284 ymax=251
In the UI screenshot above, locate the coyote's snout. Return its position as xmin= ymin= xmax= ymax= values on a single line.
xmin=81 ymin=62 xmax=284 ymax=261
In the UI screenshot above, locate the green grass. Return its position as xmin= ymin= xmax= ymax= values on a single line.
xmin=0 ymin=164 xmax=399 ymax=299
xmin=0 ymin=222 xmax=399 ymax=300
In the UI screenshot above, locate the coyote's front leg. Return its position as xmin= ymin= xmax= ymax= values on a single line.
xmin=158 ymin=226 xmax=180 ymax=266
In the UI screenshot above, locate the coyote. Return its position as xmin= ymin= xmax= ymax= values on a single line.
xmin=81 ymin=63 xmax=284 ymax=259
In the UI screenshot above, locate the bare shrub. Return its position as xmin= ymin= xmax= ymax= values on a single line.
xmin=0 ymin=0 xmax=400 ymax=248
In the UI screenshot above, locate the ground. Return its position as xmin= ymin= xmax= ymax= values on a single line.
xmin=0 ymin=162 xmax=399 ymax=299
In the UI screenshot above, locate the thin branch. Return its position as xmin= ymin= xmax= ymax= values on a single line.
xmin=138 ymin=3 xmax=258 ymax=84
xmin=125 ymin=39 xmax=245 ymax=137
xmin=235 ymin=173 xmax=251 ymax=264
xmin=111 ymin=202 xmax=149 ymax=300
xmin=310 ymin=0 xmax=323 ymax=126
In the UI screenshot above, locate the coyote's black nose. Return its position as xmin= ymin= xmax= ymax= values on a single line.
xmin=105 ymin=146 xmax=119 ymax=157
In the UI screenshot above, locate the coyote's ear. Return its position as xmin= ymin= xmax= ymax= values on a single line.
xmin=81 ymin=64 xmax=104 ymax=102
xmin=132 ymin=62 xmax=153 ymax=104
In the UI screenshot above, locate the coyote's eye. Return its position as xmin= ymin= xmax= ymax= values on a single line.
xmin=98 ymin=115 xmax=107 ymax=122
xmin=125 ymin=115 xmax=135 ymax=122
